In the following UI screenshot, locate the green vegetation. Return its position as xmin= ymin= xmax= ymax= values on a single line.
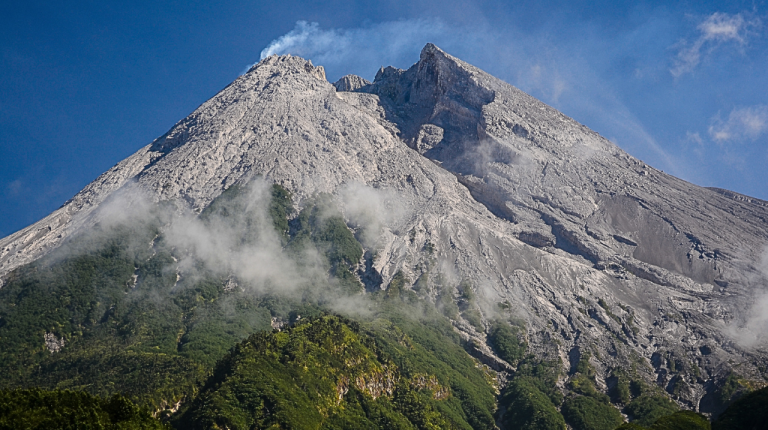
xmin=615 ymin=424 xmax=647 ymax=430
xmin=515 ymin=356 xmax=563 ymax=406
xmin=0 ymin=184 xmax=300 ymax=408
xmin=367 ymin=302 xmax=497 ymax=429
xmin=386 ymin=270 xmax=410 ymax=299
xmin=367 ymin=279 xmax=497 ymax=428
xmin=713 ymin=385 xmax=768 ymax=430
xmin=606 ymin=366 xmax=682 ymax=428
xmin=609 ymin=369 xmax=631 ymax=405
xmin=269 ymin=183 xmax=293 ymax=238
xmin=0 ymin=218 xmax=276 ymax=407
xmin=650 ymin=411 xmax=710 ymax=429
xmin=288 ymin=193 xmax=364 ymax=294
xmin=0 ymin=222 xmax=212 ymax=408
xmin=487 ymin=320 xmax=527 ymax=366
xmin=497 ymin=378 xmax=565 ymax=430
xmin=568 ymin=353 xmax=607 ymax=401
xmin=1 ymin=179 xmax=737 ymax=429
xmin=712 ymin=373 xmax=749 ymax=410
xmin=560 ymin=353 xmax=625 ymax=430
xmin=598 ymin=298 xmax=621 ymax=324
xmin=437 ymin=286 xmax=460 ymax=320
xmin=495 ymin=327 xmax=566 ymax=430
xmin=0 ymin=388 xmax=168 ymax=429
xmin=176 ymin=315 xmax=426 ymax=429
xmin=175 ymin=314 xmax=496 ymax=429
xmin=616 ymin=410 xmax=710 ymax=429
xmin=624 ymin=395 xmax=680 ymax=427
xmin=462 ymin=308 xmax=484 ymax=332
xmin=562 ymin=395 xmax=624 ymax=430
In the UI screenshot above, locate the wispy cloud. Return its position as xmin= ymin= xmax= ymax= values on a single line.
xmin=671 ymin=11 xmax=761 ymax=77
xmin=708 ymin=105 xmax=768 ymax=143
xmin=685 ymin=131 xmax=703 ymax=145
xmin=255 ymin=19 xmax=452 ymax=81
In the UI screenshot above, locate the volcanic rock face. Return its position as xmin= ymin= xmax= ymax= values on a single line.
xmin=333 ymin=74 xmax=371 ymax=92
xmin=2 ymin=44 xmax=767 ymax=410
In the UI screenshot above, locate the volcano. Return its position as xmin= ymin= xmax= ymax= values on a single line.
xmin=1 ymin=44 xmax=767 ymax=426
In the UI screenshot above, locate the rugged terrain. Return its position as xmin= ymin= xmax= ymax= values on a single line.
xmin=1 ymin=43 xmax=767 ymax=421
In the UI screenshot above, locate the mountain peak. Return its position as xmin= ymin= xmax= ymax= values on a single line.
xmin=418 ymin=42 xmax=452 ymax=65
xmin=422 ymin=42 xmax=440 ymax=52
xmin=250 ymin=54 xmax=327 ymax=81
xmin=421 ymin=42 xmax=457 ymax=60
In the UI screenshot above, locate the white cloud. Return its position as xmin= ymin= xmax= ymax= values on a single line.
xmin=338 ymin=182 xmax=408 ymax=248
xmin=708 ymin=105 xmax=768 ymax=143
xmin=671 ymin=12 xmax=761 ymax=77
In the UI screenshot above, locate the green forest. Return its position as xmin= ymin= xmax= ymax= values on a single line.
xmin=0 ymin=182 xmax=764 ymax=429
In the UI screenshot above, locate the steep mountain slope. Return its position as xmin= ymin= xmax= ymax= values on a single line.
xmin=350 ymin=44 xmax=768 ymax=407
xmin=174 ymin=315 xmax=496 ymax=430
xmin=1 ymin=43 xmax=767 ymax=418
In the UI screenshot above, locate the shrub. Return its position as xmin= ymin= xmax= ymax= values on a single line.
xmin=625 ymin=395 xmax=679 ymax=427
xmin=0 ymin=388 xmax=169 ymax=429
xmin=386 ymin=271 xmax=409 ymax=299
xmin=615 ymin=424 xmax=646 ymax=430
xmin=498 ymin=378 xmax=566 ymax=430
xmin=488 ymin=321 xmax=527 ymax=366
xmin=650 ymin=410 xmax=710 ymax=429
xmin=609 ymin=369 xmax=631 ymax=405
xmin=269 ymin=183 xmax=293 ymax=237
xmin=713 ymin=385 xmax=768 ymax=430
xmin=562 ymin=396 xmax=624 ymax=430
xmin=516 ymin=356 xmax=564 ymax=406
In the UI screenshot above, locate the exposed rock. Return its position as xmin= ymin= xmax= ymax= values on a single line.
xmin=412 ymin=124 xmax=444 ymax=154
xmin=44 ymin=332 xmax=65 ymax=353
xmin=270 ymin=317 xmax=286 ymax=331
xmin=333 ymin=74 xmax=371 ymax=92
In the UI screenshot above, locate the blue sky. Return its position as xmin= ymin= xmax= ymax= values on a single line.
xmin=1 ymin=0 xmax=766 ymax=237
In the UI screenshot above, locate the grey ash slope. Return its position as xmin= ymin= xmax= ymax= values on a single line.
xmin=2 ymin=43 xmax=767 ymax=411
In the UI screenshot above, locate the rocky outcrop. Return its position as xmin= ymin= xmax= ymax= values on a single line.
xmin=333 ymin=74 xmax=371 ymax=92
xmin=44 ymin=332 xmax=65 ymax=353
xmin=2 ymin=44 xmax=767 ymax=411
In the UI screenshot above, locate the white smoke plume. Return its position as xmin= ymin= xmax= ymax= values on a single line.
xmin=256 ymin=19 xmax=450 ymax=81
